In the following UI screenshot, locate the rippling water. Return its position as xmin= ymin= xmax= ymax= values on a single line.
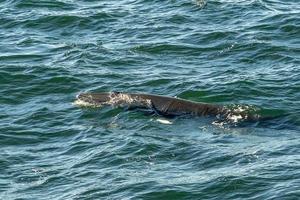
xmin=1 ymin=0 xmax=300 ymax=199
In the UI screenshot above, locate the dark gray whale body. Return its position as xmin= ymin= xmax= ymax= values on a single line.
xmin=76 ymin=92 xmax=260 ymax=121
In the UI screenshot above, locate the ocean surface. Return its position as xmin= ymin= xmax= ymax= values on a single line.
xmin=1 ymin=0 xmax=300 ymax=199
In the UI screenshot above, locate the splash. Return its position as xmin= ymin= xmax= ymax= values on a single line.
xmin=212 ymin=104 xmax=261 ymax=126
xmin=226 ymin=113 xmax=243 ymax=123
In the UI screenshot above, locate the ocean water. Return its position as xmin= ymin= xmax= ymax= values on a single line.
xmin=1 ymin=0 xmax=299 ymax=199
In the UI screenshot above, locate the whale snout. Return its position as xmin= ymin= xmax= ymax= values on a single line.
xmin=73 ymin=93 xmax=99 ymax=107
xmin=76 ymin=92 xmax=113 ymax=105
xmin=76 ymin=93 xmax=93 ymax=102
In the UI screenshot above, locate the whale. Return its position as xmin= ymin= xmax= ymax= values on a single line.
xmin=75 ymin=92 xmax=261 ymax=122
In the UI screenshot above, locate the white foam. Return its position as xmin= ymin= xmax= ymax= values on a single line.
xmin=73 ymin=99 xmax=102 ymax=108
xmin=156 ymin=119 xmax=173 ymax=125
xmin=212 ymin=120 xmax=228 ymax=129
xmin=226 ymin=114 xmax=243 ymax=123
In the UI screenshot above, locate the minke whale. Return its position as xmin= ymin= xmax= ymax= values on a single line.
xmin=75 ymin=92 xmax=261 ymax=122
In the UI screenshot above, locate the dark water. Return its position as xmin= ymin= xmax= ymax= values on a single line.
xmin=1 ymin=0 xmax=300 ymax=199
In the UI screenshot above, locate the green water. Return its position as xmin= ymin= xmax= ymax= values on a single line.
xmin=1 ymin=0 xmax=299 ymax=199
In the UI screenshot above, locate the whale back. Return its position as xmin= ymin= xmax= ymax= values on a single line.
xmin=76 ymin=92 xmax=225 ymax=117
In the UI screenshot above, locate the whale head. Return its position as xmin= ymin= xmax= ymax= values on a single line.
xmin=75 ymin=92 xmax=115 ymax=107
